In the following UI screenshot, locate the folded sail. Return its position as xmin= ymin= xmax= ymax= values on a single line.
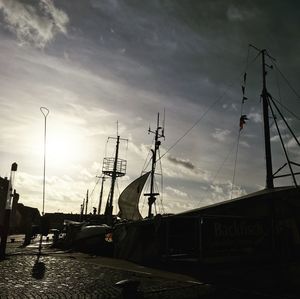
xmin=118 ymin=172 xmax=150 ymax=220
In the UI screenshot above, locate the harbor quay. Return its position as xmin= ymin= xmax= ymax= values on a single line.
xmin=1 ymin=235 xmax=300 ymax=299
xmin=0 ymin=235 xmax=211 ymax=299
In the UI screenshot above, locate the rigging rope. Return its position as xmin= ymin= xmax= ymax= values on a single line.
xmin=158 ymin=148 xmax=165 ymax=214
xmin=230 ymin=45 xmax=251 ymax=199
xmin=87 ymin=176 xmax=101 ymax=213
xmin=230 ymin=131 xmax=241 ymax=199
xmin=274 ymin=63 xmax=300 ymax=101
xmin=212 ymin=141 xmax=236 ymax=183
xmin=268 ymin=99 xmax=298 ymax=186
xmin=271 ymin=96 xmax=300 ymax=121
xmin=141 ymin=135 xmax=154 ymax=174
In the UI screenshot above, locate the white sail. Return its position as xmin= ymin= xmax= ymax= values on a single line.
xmin=118 ymin=172 xmax=150 ymax=220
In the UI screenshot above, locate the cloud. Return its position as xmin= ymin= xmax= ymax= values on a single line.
xmin=286 ymin=136 xmax=300 ymax=148
xmin=167 ymin=155 xmax=195 ymax=170
xmin=0 ymin=0 xmax=69 ymax=48
xmin=208 ymin=181 xmax=246 ymax=204
xmin=165 ymin=186 xmax=188 ymax=198
xmin=248 ymin=112 xmax=262 ymax=123
xmin=226 ymin=5 xmax=256 ymax=21
xmin=271 ymin=134 xmax=290 ymax=143
xmin=239 ymin=141 xmax=250 ymax=148
xmin=212 ymin=128 xmax=231 ymax=142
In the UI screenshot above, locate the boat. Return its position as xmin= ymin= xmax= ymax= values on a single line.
xmin=52 ymin=219 xmax=113 ymax=255
xmin=73 ymin=224 xmax=113 ymax=255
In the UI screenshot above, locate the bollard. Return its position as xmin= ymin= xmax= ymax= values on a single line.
xmin=115 ymin=279 xmax=142 ymax=299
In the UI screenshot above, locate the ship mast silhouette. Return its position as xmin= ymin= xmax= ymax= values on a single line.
xmin=250 ymin=44 xmax=299 ymax=188
xmin=103 ymin=124 xmax=127 ymax=224
xmin=144 ymin=112 xmax=165 ymax=218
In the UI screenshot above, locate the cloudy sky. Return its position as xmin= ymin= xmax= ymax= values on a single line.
xmin=0 ymin=0 xmax=299 ymax=216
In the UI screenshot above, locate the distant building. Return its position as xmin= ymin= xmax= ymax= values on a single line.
xmin=12 ymin=203 xmax=40 ymax=234
xmin=0 ymin=176 xmax=9 ymax=228
xmin=0 ymin=175 xmax=40 ymax=234
xmin=44 ymin=213 xmax=107 ymax=230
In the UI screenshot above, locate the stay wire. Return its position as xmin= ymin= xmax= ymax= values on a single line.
xmin=158 ymin=148 xmax=165 ymax=214
xmin=141 ymin=136 xmax=155 ymax=174
xmin=274 ymin=67 xmax=291 ymax=157
xmin=212 ymin=141 xmax=237 ymax=183
xmin=274 ymin=63 xmax=300 ymax=101
xmin=271 ymin=96 xmax=300 ymax=121
xmin=230 ymin=131 xmax=242 ymax=199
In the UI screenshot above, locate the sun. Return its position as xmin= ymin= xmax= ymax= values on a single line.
xmin=46 ymin=122 xmax=85 ymax=169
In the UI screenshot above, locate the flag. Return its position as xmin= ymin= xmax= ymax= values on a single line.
xmin=242 ymin=85 xmax=245 ymax=95
xmin=239 ymin=115 xmax=248 ymax=130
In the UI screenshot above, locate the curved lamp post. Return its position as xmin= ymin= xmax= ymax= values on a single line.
xmin=40 ymin=107 xmax=49 ymax=216
xmin=38 ymin=107 xmax=49 ymax=258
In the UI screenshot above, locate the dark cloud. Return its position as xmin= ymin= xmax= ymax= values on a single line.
xmin=167 ymin=155 xmax=195 ymax=170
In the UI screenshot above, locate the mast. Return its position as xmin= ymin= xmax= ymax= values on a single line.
xmin=102 ymin=131 xmax=127 ymax=225
xmin=261 ymin=49 xmax=274 ymax=189
xmin=144 ymin=113 xmax=165 ymax=218
xmin=85 ymin=189 xmax=89 ymax=216
xmin=250 ymin=45 xmax=275 ymax=189
xmin=108 ymin=135 xmax=120 ymax=220
xmin=250 ymin=45 xmax=300 ymax=187
xmin=97 ymin=176 xmax=105 ymax=215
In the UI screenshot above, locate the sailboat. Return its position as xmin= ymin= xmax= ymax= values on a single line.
xmin=117 ymin=112 xmax=165 ymax=222
xmin=114 ymin=113 xmax=168 ymax=262
xmin=113 ymin=46 xmax=300 ymax=269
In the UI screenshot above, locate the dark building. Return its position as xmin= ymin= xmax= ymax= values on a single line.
xmin=0 ymin=176 xmax=9 ymax=228
xmin=0 ymin=176 xmax=40 ymax=235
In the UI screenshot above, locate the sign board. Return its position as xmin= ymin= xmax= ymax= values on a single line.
xmin=201 ymin=216 xmax=272 ymax=262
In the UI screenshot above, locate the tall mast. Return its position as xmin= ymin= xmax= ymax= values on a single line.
xmin=261 ymin=49 xmax=274 ymax=189
xmin=85 ymin=189 xmax=89 ymax=216
xmin=97 ymin=176 xmax=105 ymax=215
xmin=106 ymin=135 xmax=120 ymax=224
xmin=145 ymin=113 xmax=165 ymax=218
xmin=102 ymin=130 xmax=127 ymax=225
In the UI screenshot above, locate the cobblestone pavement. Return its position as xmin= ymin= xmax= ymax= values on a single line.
xmin=2 ymin=236 xmax=298 ymax=299
xmin=0 ymin=237 xmax=211 ymax=299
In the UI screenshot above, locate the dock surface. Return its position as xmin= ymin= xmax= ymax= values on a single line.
xmin=0 ymin=235 xmax=210 ymax=298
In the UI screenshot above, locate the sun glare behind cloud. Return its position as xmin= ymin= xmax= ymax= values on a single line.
xmin=46 ymin=121 xmax=85 ymax=170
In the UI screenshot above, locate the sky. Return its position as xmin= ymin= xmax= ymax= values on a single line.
xmin=0 ymin=0 xmax=299 ymax=216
